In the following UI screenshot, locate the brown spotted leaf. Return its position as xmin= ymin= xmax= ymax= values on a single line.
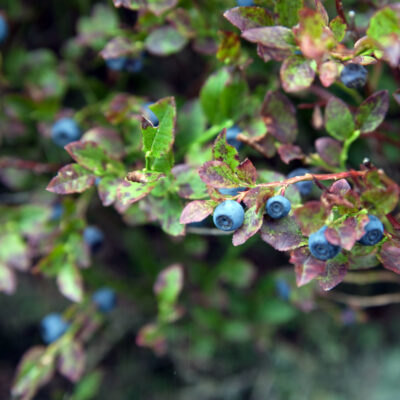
xmin=315 ymin=137 xmax=341 ymax=166
xmin=378 ymin=239 xmax=400 ymax=274
xmin=47 ymin=164 xmax=96 ymax=194
xmin=81 ymin=127 xmax=125 ymax=159
xmin=355 ymin=90 xmax=389 ymax=133
xmin=97 ymin=177 xmax=123 ymax=207
xmin=224 ymin=7 xmax=275 ymax=32
xmin=212 ymin=129 xmax=240 ymax=169
xmin=293 ymin=201 xmax=328 ymax=236
xmin=261 ymin=91 xmax=298 ymax=143
xmin=261 ymin=215 xmax=304 ymax=251
xmin=277 ymin=144 xmax=304 ymax=164
xmin=280 ymin=56 xmax=316 ymax=93
xmin=317 ymin=255 xmax=348 ymax=291
xmin=117 ymin=179 xmax=158 ymax=207
xmin=242 ymin=26 xmax=296 ymax=50
xmin=237 ymin=159 xmax=257 ymax=184
xmin=290 ymin=247 xmax=326 ymax=286
xmin=199 ymin=161 xmax=243 ymax=188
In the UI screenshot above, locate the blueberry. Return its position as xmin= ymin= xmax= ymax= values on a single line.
xmin=275 ymin=279 xmax=291 ymax=301
xmin=51 ymin=203 xmax=64 ymax=221
xmin=125 ymin=57 xmax=143 ymax=73
xmin=213 ymin=200 xmax=244 ymax=231
xmin=340 ymin=63 xmax=368 ymax=89
xmin=83 ymin=226 xmax=104 ymax=252
xmin=309 ymin=226 xmax=341 ymax=261
xmin=0 ymin=15 xmax=8 ymax=44
xmin=226 ymin=125 xmax=243 ymax=150
xmin=236 ymin=0 xmax=254 ymax=5
xmin=265 ymin=195 xmax=291 ymax=219
xmin=358 ymin=215 xmax=384 ymax=246
xmin=142 ymin=103 xmax=159 ymax=127
xmin=92 ymin=287 xmax=116 ymax=313
xmin=40 ymin=313 xmax=69 ymax=344
xmin=95 ymin=177 xmax=101 ymax=186
xmin=218 ymin=187 xmax=246 ymax=196
xmin=51 ymin=118 xmax=81 ymax=147
xmin=105 ymin=57 xmax=127 ymax=71
xmin=287 ymin=168 xmax=313 ymax=196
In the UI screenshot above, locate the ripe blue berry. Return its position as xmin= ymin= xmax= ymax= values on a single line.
xmin=213 ymin=200 xmax=244 ymax=231
xmin=83 ymin=225 xmax=104 ymax=252
xmin=226 ymin=125 xmax=243 ymax=150
xmin=340 ymin=63 xmax=368 ymax=89
xmin=218 ymin=187 xmax=246 ymax=196
xmin=266 ymin=195 xmax=291 ymax=219
xmin=358 ymin=215 xmax=384 ymax=246
xmin=287 ymin=168 xmax=313 ymax=196
xmin=236 ymin=0 xmax=254 ymax=5
xmin=142 ymin=103 xmax=159 ymax=127
xmin=92 ymin=287 xmax=116 ymax=313
xmin=105 ymin=57 xmax=127 ymax=71
xmin=0 ymin=15 xmax=8 ymax=44
xmin=309 ymin=226 xmax=341 ymax=261
xmin=51 ymin=203 xmax=64 ymax=221
xmin=40 ymin=313 xmax=69 ymax=344
xmin=51 ymin=118 xmax=81 ymax=148
xmin=275 ymin=279 xmax=291 ymax=301
xmin=125 ymin=57 xmax=143 ymax=73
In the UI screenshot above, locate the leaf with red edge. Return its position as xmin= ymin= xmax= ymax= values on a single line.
xmin=280 ymin=56 xmax=316 ymax=93
xmin=261 ymin=91 xmax=298 ymax=143
xmin=199 ymin=161 xmax=243 ymax=188
xmin=237 ymin=159 xmax=257 ymax=184
xmin=277 ymin=143 xmax=304 ymax=164
xmin=212 ymin=129 xmax=240 ymax=169
xmin=318 ymin=60 xmax=339 ymax=87
xmin=330 ymin=179 xmax=351 ymax=195
xmin=290 ymin=247 xmax=326 ymax=286
xmin=47 ymin=164 xmax=96 ymax=194
xmin=293 ymin=201 xmax=328 ymax=236
xmin=378 ymin=239 xmax=400 ymax=274
xmin=261 ymin=215 xmax=304 ymax=251
xmin=355 ymin=90 xmax=389 ymax=133
xmin=315 ymin=137 xmax=341 ymax=166
xmin=242 ymin=26 xmax=296 ymax=50
xmin=324 ymin=214 xmax=369 ymax=251
xmin=242 ymin=187 xmax=274 ymax=209
xmin=180 ymin=200 xmax=217 ymax=224
xmin=58 ymin=341 xmax=85 ymax=383
xmin=224 ymin=6 xmax=275 ymax=32
xmin=232 ymin=206 xmax=264 ymax=246
xmin=257 ymin=44 xmax=292 ymax=62
xmin=325 ymin=97 xmax=355 ymax=141
xmin=317 ymin=255 xmax=348 ymax=291
xmin=81 ymin=127 xmax=125 ymax=159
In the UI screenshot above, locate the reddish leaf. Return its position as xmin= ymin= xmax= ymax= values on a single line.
xmin=290 ymin=247 xmax=326 ymax=286
xmin=257 ymin=43 xmax=292 ymax=62
xmin=224 ymin=7 xmax=275 ymax=32
xmin=261 ymin=91 xmax=298 ymax=143
xmin=58 ymin=342 xmax=85 ymax=383
xmin=117 ymin=179 xmax=158 ymax=207
xmin=293 ymin=201 xmax=328 ymax=236
xmin=47 ymin=164 xmax=95 ymax=194
xmin=261 ymin=216 xmax=304 ymax=251
xmin=315 ymin=137 xmax=341 ymax=166
xmin=379 ymin=239 xmax=400 ymax=274
xmin=277 ymin=144 xmax=304 ymax=164
xmin=232 ymin=206 xmax=264 ymax=246
xmin=330 ymin=179 xmax=351 ymax=195
xmin=317 ymin=257 xmax=348 ymax=291
xmin=318 ymin=60 xmax=339 ymax=87
xmin=242 ymin=187 xmax=274 ymax=209
xmin=180 ymin=200 xmax=216 ymax=224
xmin=198 ymin=161 xmax=242 ymax=188
xmin=242 ymin=26 xmax=296 ymax=49
xmin=237 ymin=158 xmax=257 ymax=184
xmin=355 ymin=90 xmax=389 ymax=133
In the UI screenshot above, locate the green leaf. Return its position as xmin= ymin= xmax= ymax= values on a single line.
xmin=315 ymin=137 xmax=341 ymax=166
xmin=81 ymin=127 xmax=125 ymax=160
xmin=172 ymin=165 xmax=208 ymax=200
xmin=145 ymin=26 xmax=188 ymax=56
xmin=224 ymin=6 xmax=275 ymax=32
xmin=47 ymin=164 xmax=96 ymax=194
xmin=117 ymin=179 xmax=159 ymax=208
xmin=198 ymin=161 xmax=243 ymax=188
xmin=280 ymin=55 xmax=316 ymax=92
xmin=97 ymin=177 xmax=123 ymax=206
xmin=275 ymin=0 xmax=303 ymax=27
xmin=212 ymin=130 xmax=240 ymax=169
xmin=219 ymin=259 xmax=256 ymax=289
xmin=0 ymin=230 xmax=29 ymax=271
xmin=217 ymin=31 xmax=241 ymax=64
xmin=355 ymin=90 xmax=389 ymax=133
xmin=329 ymin=16 xmax=346 ymax=42
xmin=12 ymin=346 xmax=55 ymax=400
xmin=57 ymin=262 xmax=84 ymax=303
xmin=154 ymin=264 xmax=184 ymax=305
xmin=324 ymin=97 xmax=355 ymax=140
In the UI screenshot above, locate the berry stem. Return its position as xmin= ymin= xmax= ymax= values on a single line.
xmin=335 ymin=0 xmax=348 ymax=26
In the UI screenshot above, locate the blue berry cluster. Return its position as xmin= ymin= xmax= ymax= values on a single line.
xmin=340 ymin=63 xmax=368 ymax=89
xmin=106 ymin=56 xmax=143 ymax=73
xmin=309 ymin=215 xmax=384 ymax=261
xmin=51 ymin=118 xmax=82 ymax=147
xmin=92 ymin=287 xmax=116 ymax=313
xmin=236 ymin=0 xmax=254 ymax=6
xmin=40 ymin=313 xmax=70 ymax=344
xmin=218 ymin=187 xmax=246 ymax=196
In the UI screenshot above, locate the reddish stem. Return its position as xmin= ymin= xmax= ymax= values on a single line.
xmin=335 ymin=0 xmax=348 ymax=25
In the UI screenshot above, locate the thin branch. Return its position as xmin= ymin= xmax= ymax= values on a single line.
xmin=324 ymin=291 xmax=400 ymax=308
xmin=335 ymin=0 xmax=348 ymax=26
